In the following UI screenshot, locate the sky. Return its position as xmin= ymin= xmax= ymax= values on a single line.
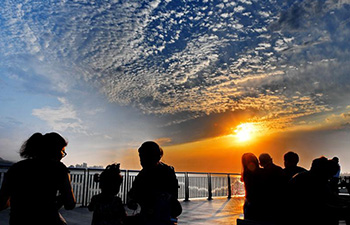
xmin=1 ymin=0 xmax=350 ymax=173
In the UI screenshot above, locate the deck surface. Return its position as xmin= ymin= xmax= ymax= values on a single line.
xmin=0 ymin=197 xmax=244 ymax=225
xmin=0 ymin=197 xmax=346 ymax=225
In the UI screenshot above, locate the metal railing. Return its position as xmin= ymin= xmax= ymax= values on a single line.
xmin=4 ymin=165 xmax=349 ymax=206
xmin=78 ymin=169 xmax=244 ymax=206
xmin=0 ymin=166 xmax=244 ymax=206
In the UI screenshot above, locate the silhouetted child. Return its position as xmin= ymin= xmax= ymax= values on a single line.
xmin=88 ymin=163 xmax=126 ymax=225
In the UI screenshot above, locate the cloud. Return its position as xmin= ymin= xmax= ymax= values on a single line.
xmin=271 ymin=0 xmax=350 ymax=31
xmin=32 ymin=97 xmax=87 ymax=134
xmin=0 ymin=55 xmax=76 ymax=96
xmin=340 ymin=122 xmax=350 ymax=130
xmin=158 ymin=109 xmax=262 ymax=144
xmin=154 ymin=137 xmax=172 ymax=145
xmin=85 ymin=108 xmax=105 ymax=116
xmin=341 ymin=113 xmax=350 ymax=118
xmin=0 ymin=117 xmax=23 ymax=136
xmin=1 ymin=0 xmax=350 ymax=136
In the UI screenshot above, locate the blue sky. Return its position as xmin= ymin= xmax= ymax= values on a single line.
xmin=1 ymin=0 xmax=350 ymax=172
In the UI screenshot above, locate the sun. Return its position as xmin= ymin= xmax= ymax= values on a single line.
xmin=234 ymin=123 xmax=257 ymax=142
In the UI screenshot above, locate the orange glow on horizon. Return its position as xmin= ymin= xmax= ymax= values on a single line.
xmin=119 ymin=123 xmax=289 ymax=173
xmin=119 ymin=130 xmax=292 ymax=173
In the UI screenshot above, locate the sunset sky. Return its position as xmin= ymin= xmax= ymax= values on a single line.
xmin=1 ymin=0 xmax=350 ymax=173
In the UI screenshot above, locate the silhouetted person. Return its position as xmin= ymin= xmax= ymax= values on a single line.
xmin=88 ymin=163 xmax=126 ymax=225
xmin=288 ymin=156 xmax=350 ymax=225
xmin=0 ymin=132 xmax=76 ymax=225
xmin=127 ymin=141 xmax=181 ymax=225
xmin=241 ymin=153 xmax=264 ymax=221
xmin=283 ymin=151 xmax=307 ymax=181
xmin=330 ymin=156 xmax=341 ymax=195
xmin=258 ymin=153 xmax=286 ymax=223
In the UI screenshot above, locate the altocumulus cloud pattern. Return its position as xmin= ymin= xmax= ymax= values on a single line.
xmin=1 ymin=0 xmax=350 ymax=129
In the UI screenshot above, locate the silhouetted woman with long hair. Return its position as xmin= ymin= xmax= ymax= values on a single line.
xmin=241 ymin=153 xmax=264 ymax=221
xmin=0 ymin=132 xmax=76 ymax=225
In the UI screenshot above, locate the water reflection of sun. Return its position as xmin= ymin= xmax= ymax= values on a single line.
xmin=234 ymin=123 xmax=258 ymax=143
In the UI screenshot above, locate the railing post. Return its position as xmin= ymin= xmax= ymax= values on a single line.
xmin=207 ymin=173 xmax=212 ymax=200
xmin=227 ymin=174 xmax=231 ymax=199
xmin=0 ymin=169 xmax=6 ymax=187
xmin=184 ymin=172 xmax=190 ymax=201
xmin=125 ymin=170 xmax=129 ymax=204
xmin=81 ymin=169 xmax=87 ymax=206
xmin=84 ymin=169 xmax=91 ymax=207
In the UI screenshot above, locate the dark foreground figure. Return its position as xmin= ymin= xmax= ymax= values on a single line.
xmin=288 ymin=156 xmax=350 ymax=225
xmin=283 ymin=151 xmax=307 ymax=182
xmin=241 ymin=153 xmax=265 ymax=221
xmin=0 ymin=132 xmax=76 ymax=225
xmin=240 ymin=153 xmax=350 ymax=225
xmin=127 ymin=141 xmax=182 ymax=225
xmin=88 ymin=163 xmax=126 ymax=225
xmin=258 ymin=153 xmax=286 ymax=223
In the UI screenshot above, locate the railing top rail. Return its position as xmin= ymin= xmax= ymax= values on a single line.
xmin=85 ymin=168 xmax=139 ymax=173
xmin=179 ymin=171 xmax=241 ymax=176
xmin=85 ymin=168 xmax=140 ymax=173
xmin=83 ymin=168 xmax=241 ymax=175
xmin=68 ymin=168 xmax=87 ymax=171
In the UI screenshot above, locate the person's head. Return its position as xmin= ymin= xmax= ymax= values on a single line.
xmin=97 ymin=163 xmax=123 ymax=195
xmin=20 ymin=133 xmax=44 ymax=159
xmin=284 ymin=151 xmax=299 ymax=168
xmin=310 ymin=156 xmax=338 ymax=179
xmin=138 ymin=141 xmax=163 ymax=168
xmin=332 ymin=156 xmax=339 ymax=164
xmin=242 ymin=153 xmax=259 ymax=173
xmin=259 ymin=153 xmax=272 ymax=168
xmin=20 ymin=132 xmax=68 ymax=161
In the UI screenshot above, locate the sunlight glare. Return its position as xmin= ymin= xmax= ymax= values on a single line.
xmin=234 ymin=123 xmax=256 ymax=142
